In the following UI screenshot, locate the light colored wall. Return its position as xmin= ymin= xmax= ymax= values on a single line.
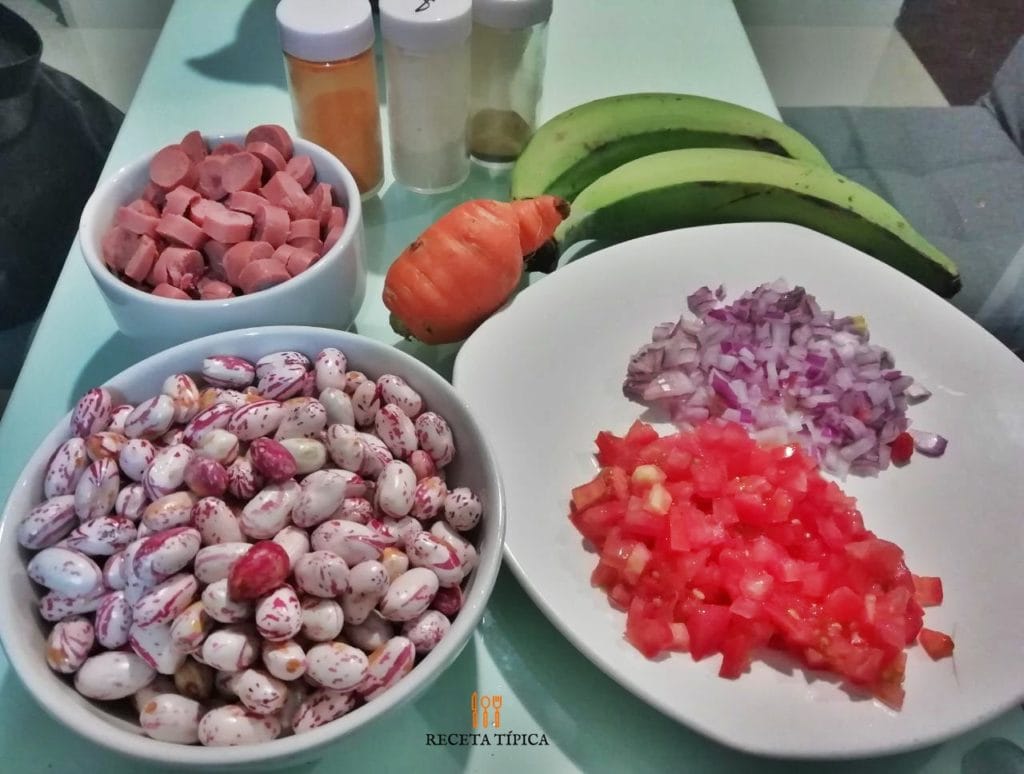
xmin=735 ymin=0 xmax=904 ymax=27
xmin=58 ymin=0 xmax=173 ymax=28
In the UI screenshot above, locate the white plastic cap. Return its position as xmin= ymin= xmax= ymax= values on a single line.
xmin=276 ymin=0 xmax=375 ymax=63
xmin=473 ymin=0 xmax=552 ymax=29
xmin=379 ymin=0 xmax=472 ymax=53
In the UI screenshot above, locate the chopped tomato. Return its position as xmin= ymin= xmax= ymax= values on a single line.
xmin=568 ymin=420 xmax=947 ymax=708
xmin=889 ymin=432 xmax=915 ymax=465
xmin=918 ymin=628 xmax=955 ymax=660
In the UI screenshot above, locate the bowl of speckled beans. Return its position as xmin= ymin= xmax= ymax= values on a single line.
xmin=0 ymin=325 xmax=505 ymax=769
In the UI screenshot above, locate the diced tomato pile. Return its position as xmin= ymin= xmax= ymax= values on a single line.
xmin=569 ymin=419 xmax=953 ymax=709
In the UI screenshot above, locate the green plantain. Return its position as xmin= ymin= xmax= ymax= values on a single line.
xmin=510 ymin=93 xmax=830 ymax=202
xmin=555 ymin=148 xmax=961 ymax=297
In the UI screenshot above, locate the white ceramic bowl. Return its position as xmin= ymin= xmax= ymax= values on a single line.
xmin=79 ymin=134 xmax=367 ymax=347
xmin=0 ymin=326 xmax=505 ymax=769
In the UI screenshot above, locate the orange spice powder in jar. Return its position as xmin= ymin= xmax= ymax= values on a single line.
xmin=277 ymin=0 xmax=384 ymax=198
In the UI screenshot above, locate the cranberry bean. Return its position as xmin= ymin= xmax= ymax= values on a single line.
xmin=414 ymin=412 xmax=455 ymax=468
xmin=406 ymin=531 xmax=464 ymax=587
xmin=374 ymin=404 xmax=417 ymax=459
xmin=381 ymin=515 xmax=422 ymax=550
xmin=274 ymin=397 xmax=327 ymax=440
xmin=325 ymin=423 xmax=363 ymax=472
xmin=262 ymin=639 xmax=308 ymax=681
xmin=133 ymin=526 xmax=202 ymax=584
xmin=46 ymin=615 xmax=95 ymax=673
xmin=74 ymin=457 xmax=120 ymax=521
xmin=194 ymin=542 xmax=251 ymax=584
xmin=124 ymin=394 xmax=176 ymax=439
xmin=17 ymin=495 xmax=77 ymax=550
xmin=344 ymin=370 xmax=369 ymax=395
xmin=75 ymin=651 xmax=156 ymax=700
xmin=357 ymin=432 xmax=393 ymax=479
xmin=319 ymin=387 xmax=355 ymax=426
xmin=174 ymin=658 xmax=214 ymax=701
xmin=293 ymin=551 xmax=350 ymax=598
xmin=236 ymin=669 xmax=288 ymax=715
xmin=39 ymin=586 xmax=106 ymax=621
xmin=65 ymin=515 xmax=137 ymax=555
xmin=228 ymin=540 xmax=291 ymax=600
xmin=140 ymin=693 xmax=202 ymax=743
xmin=200 ymin=626 xmax=260 ymax=672
xmin=202 ymin=355 xmax=256 ymax=389
xmin=102 ymin=551 xmax=128 ymax=591
xmin=300 ymin=597 xmax=344 ymax=641
xmin=240 ymin=480 xmax=299 ymax=539
xmin=272 ymin=525 xmax=309 ymax=569
xmin=44 ymin=437 xmax=89 ymax=498
xmin=115 ymin=483 xmax=148 ymax=522
xmin=107 ymin=403 xmax=134 ymax=433
xmin=85 ymin=430 xmax=128 ymax=462
xmin=337 ymin=496 xmax=373 ymax=524
xmin=142 ymin=491 xmax=198 ymax=532
xmin=292 ymin=688 xmax=357 ymax=734
xmin=443 ymin=487 xmax=482 ymax=532
xmin=133 ymin=573 xmax=198 ymax=627
xmin=143 ymin=443 xmax=193 ymax=500
xmin=306 ymin=642 xmax=367 ymax=691
xmin=351 ymin=380 xmax=380 ymax=428
xmin=195 ymin=429 xmax=240 ymax=465
xmin=255 ymin=585 xmax=302 ymax=641
xmin=340 ymin=560 xmax=389 ymax=625
xmin=313 ymin=348 xmax=347 ymax=391
xmin=343 ymin=612 xmax=394 ymax=653
xmin=279 ymin=436 xmax=327 ymax=474
xmin=226 ymin=455 xmax=263 ymax=500
xmin=182 ymin=403 xmax=235 ymax=446
xmin=118 ymin=438 xmax=156 ymax=482
xmin=381 ymin=547 xmax=409 ymax=581
xmin=71 ymin=387 xmax=114 ymax=437
xmin=202 ymin=578 xmax=253 ymax=623
xmin=28 ymin=546 xmax=103 ymax=597
xmin=95 ymin=590 xmax=133 ymax=649
xmin=409 ymin=449 xmax=437 ymax=481
xmin=431 ymin=585 xmax=463 ymax=617
xmin=248 ymin=437 xmax=297 ymax=482
xmin=227 ymin=400 xmax=285 ymax=441
xmin=377 ymin=374 xmax=423 ymax=419
xmin=170 ymin=601 xmax=214 ymax=653
xmin=292 ymin=469 xmax=364 ymax=528
xmin=358 ymin=637 xmax=415 ymax=700
xmin=410 ymin=476 xmax=447 ymax=520
xmin=162 ymin=373 xmax=201 ymax=424
xmin=376 ymin=460 xmax=416 ymax=518
xmin=258 ymin=362 xmax=308 ymax=401
xmin=256 ymin=351 xmax=310 ymax=379
xmin=431 ymin=521 xmax=479 ymax=577
xmin=198 ymin=704 xmax=281 ymax=746
xmin=184 ymin=456 xmax=228 ymax=497
xmin=129 ymin=620 xmax=187 ymax=675
xmin=402 ymin=610 xmax=451 ymax=654
xmin=379 ymin=567 xmax=438 ymax=622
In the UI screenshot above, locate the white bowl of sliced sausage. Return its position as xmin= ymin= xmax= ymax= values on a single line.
xmin=79 ymin=126 xmax=367 ymax=346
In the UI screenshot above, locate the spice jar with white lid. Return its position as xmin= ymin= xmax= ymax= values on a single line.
xmin=469 ymin=0 xmax=552 ymax=164
xmin=379 ymin=0 xmax=473 ymax=194
xmin=276 ymin=0 xmax=384 ymax=198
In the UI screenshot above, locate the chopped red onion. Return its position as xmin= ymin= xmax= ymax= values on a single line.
xmin=623 ymin=281 xmax=947 ymax=476
xmin=909 ymin=430 xmax=948 ymax=457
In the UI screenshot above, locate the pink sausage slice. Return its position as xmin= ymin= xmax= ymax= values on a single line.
xmin=156 ymin=213 xmax=207 ymax=249
xmin=223 ymin=241 xmax=274 ymax=286
xmin=323 ymin=224 xmax=344 ymax=254
xmin=285 ymin=155 xmax=315 ymax=189
xmin=196 ymin=156 xmax=228 ymax=201
xmin=262 ymin=171 xmax=314 ymax=220
xmin=152 ymin=283 xmax=191 ymax=300
xmin=290 ymin=236 xmax=323 ymax=255
xmin=203 ymin=240 xmax=230 ymax=281
xmin=116 ymin=201 xmax=160 ymax=237
xmin=309 ymin=183 xmax=333 ymax=226
xmin=245 ymin=141 xmax=286 ymax=181
xmin=222 ymin=152 xmax=263 ymax=194
xmin=149 ymin=247 xmax=205 ymax=291
xmin=327 ymin=206 xmax=347 ymax=233
xmin=180 ymin=131 xmax=208 ymax=163
xmin=197 ymin=277 xmax=235 ymax=300
xmin=189 ymin=198 xmax=227 ymax=228
xmin=245 ymin=124 xmax=294 ymax=161
xmin=163 ymin=185 xmax=202 ymax=218
xmin=284 ymin=247 xmax=319 ymax=277
xmin=287 ymin=218 xmax=320 ymax=243
xmin=202 ymin=209 xmax=253 ymax=244
xmin=211 ymin=141 xmax=243 ymax=157
xmin=150 ymin=145 xmax=196 ymax=189
xmin=226 ymin=190 xmax=270 ymax=215
xmin=253 ymin=203 xmax=290 ymax=248
xmin=237 ymin=258 xmax=291 ymax=294
xmin=124 ymin=235 xmax=159 ymax=283
xmin=100 ymin=226 xmax=140 ymax=271
xmin=141 ymin=182 xmax=166 ymax=208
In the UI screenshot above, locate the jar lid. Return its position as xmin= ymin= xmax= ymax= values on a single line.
xmin=379 ymin=0 xmax=472 ymax=53
xmin=276 ymin=0 xmax=375 ymax=63
xmin=473 ymin=0 xmax=552 ymax=29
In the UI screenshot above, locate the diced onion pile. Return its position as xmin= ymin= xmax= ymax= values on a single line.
xmin=623 ymin=281 xmax=945 ymax=477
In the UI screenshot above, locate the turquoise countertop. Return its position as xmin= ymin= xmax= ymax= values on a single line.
xmin=0 ymin=1 xmax=1021 ymax=771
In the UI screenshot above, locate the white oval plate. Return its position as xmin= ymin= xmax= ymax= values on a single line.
xmin=453 ymin=223 xmax=1024 ymax=759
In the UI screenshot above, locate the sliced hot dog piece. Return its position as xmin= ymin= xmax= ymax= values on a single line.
xmin=101 ymin=226 xmax=141 ymax=271
xmin=253 ymin=203 xmax=290 ymax=248
xmin=141 ymin=182 xmax=167 ymax=208
xmin=211 ymin=141 xmax=243 ymax=157
xmin=163 ymin=185 xmax=202 ymax=217
xmin=116 ymin=200 xmax=160 ymax=237
xmin=262 ymin=171 xmax=314 ymax=220
xmin=309 ymin=183 xmax=334 ymax=226
xmin=203 ymin=240 xmax=230 ymax=281
xmin=290 ymin=236 xmax=324 ymax=255
xmin=245 ymin=141 xmax=286 ymax=181
xmin=189 ymin=198 xmax=227 ymax=228
xmin=284 ymin=247 xmax=319 ymax=277
xmin=196 ymin=155 xmax=228 ymax=201
xmin=226 ymin=190 xmax=270 ymax=215
xmin=237 ymin=257 xmax=291 ymax=294
xmin=223 ymin=240 xmax=275 ymax=287
xmin=245 ymin=124 xmax=294 ymax=161
xmin=156 ymin=213 xmax=207 ymax=249
xmin=124 ymin=235 xmax=159 ymax=283
xmin=202 ymin=208 xmax=254 ymax=244
xmin=150 ymin=145 xmax=196 ymax=189
xmin=180 ymin=130 xmax=208 ymax=163
xmin=285 ymin=155 xmax=315 ymax=189
xmin=197 ymin=277 xmax=235 ymax=300
xmin=222 ymin=152 xmax=264 ymax=194
xmin=149 ymin=247 xmax=205 ymax=291
xmin=323 ymin=224 xmax=344 ymax=254
xmin=287 ymin=218 xmax=321 ymax=243
xmin=151 ymin=283 xmax=191 ymax=300
xmin=327 ymin=205 xmax=347 ymax=233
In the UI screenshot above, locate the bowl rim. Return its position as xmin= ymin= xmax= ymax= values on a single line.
xmin=0 ymin=325 xmax=506 ymax=767
xmin=78 ymin=133 xmax=364 ymax=311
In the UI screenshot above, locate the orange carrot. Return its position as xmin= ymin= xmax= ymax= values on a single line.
xmin=383 ymin=196 xmax=569 ymax=344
